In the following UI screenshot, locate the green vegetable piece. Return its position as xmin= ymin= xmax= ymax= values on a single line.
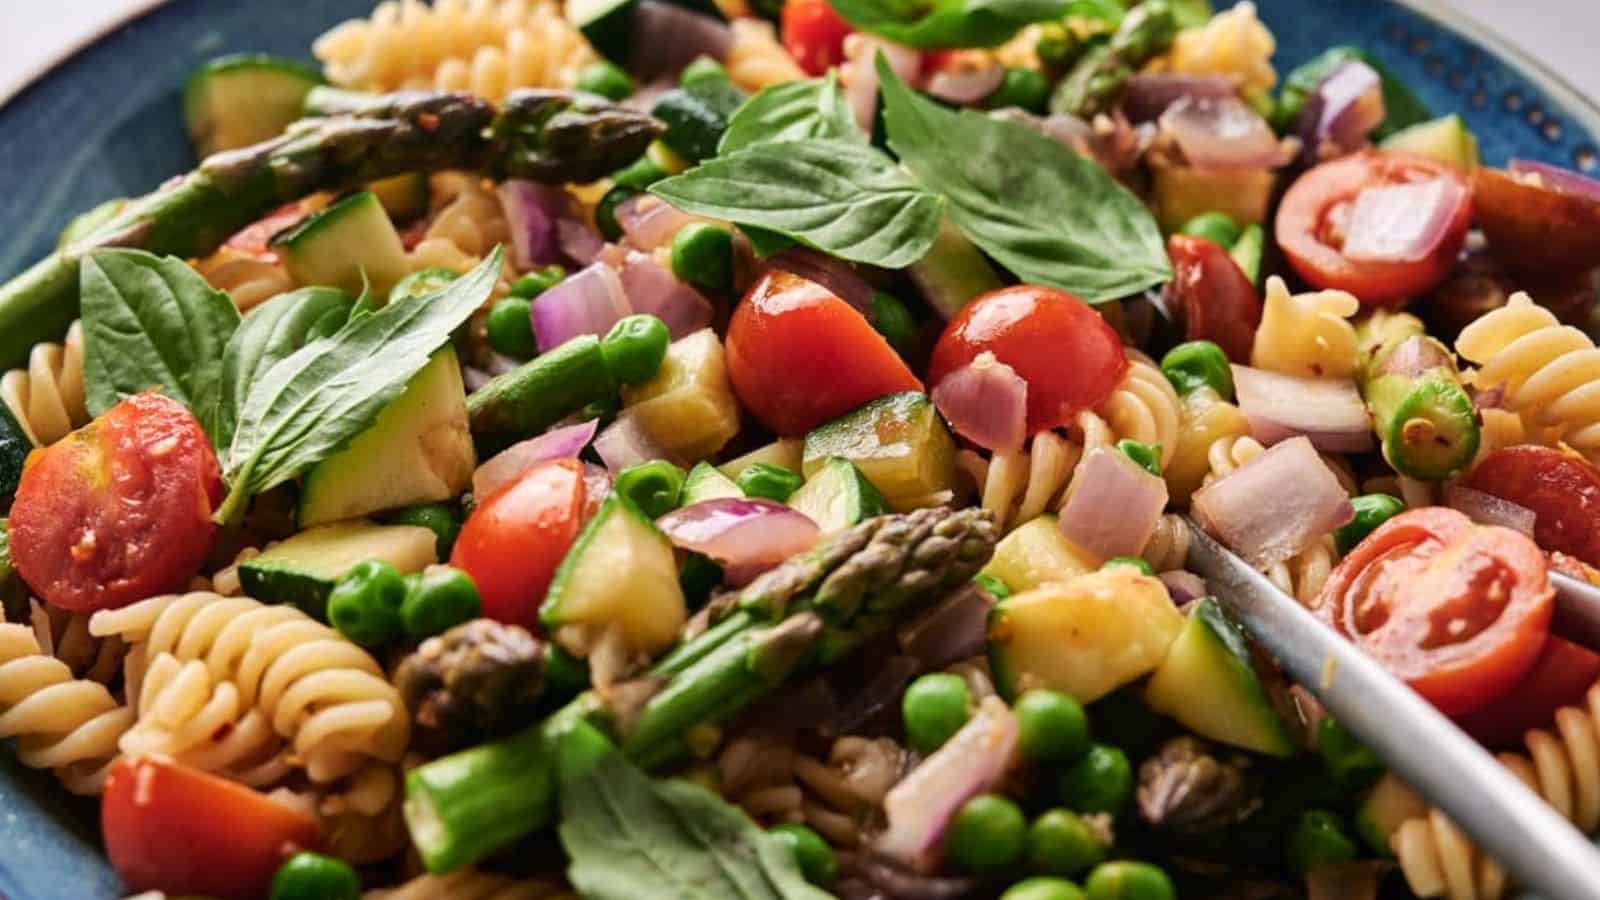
xmin=56 ymin=199 xmax=127 ymax=251
xmin=1286 ymin=809 xmax=1358 ymax=875
xmin=327 ymin=559 xmax=407 ymax=647
xmin=1101 ymin=556 xmax=1155 ymax=577
xmin=870 ymin=291 xmax=920 ymax=359
xmin=652 ymin=78 xmax=748 ymax=162
xmin=1027 ymin=808 xmax=1106 ymax=877
xmin=575 ymin=60 xmax=634 ymax=101
xmin=737 ymin=461 xmax=804 ymax=503
xmin=218 ymin=287 xmax=354 ymax=450
xmin=681 ymin=57 xmax=730 ymax=87
xmin=1060 ymin=744 xmax=1133 ymax=815
xmin=596 ymin=184 xmax=640 ymax=241
xmin=390 ymin=267 xmax=459 ymax=304
xmin=1016 ymin=689 xmax=1091 ymax=766
xmin=1318 ymin=716 xmax=1384 ymax=787
xmin=1160 ymin=340 xmax=1233 ymax=399
xmin=1335 ymin=494 xmax=1405 ymax=554
xmin=1034 ymin=24 xmax=1085 ymax=68
xmin=601 ymin=313 xmax=671 ymax=385
xmin=1004 ymin=877 xmax=1088 ymax=900
xmin=486 ymin=297 xmax=538 ymax=358
xmin=0 ymin=521 xmax=28 ymax=628
xmin=718 ymin=73 xmax=866 ymax=156
xmin=945 ymin=794 xmax=1028 ymax=875
xmin=827 ymin=0 xmax=1066 ymax=49
xmin=616 ymin=460 xmax=689 ymax=518
xmin=670 ymin=222 xmax=735 ymax=293
xmin=1229 ymin=223 xmax=1265 ymax=286
xmin=903 ymin=672 xmax=973 ymax=753
xmin=269 ymin=851 xmax=360 ymax=900
xmin=387 ymin=503 xmax=462 ymax=558
xmin=401 ymin=566 xmax=483 ymax=639
xmin=1116 ymin=439 xmax=1162 ymax=476
xmin=544 ymin=643 xmax=592 ymax=704
xmin=511 ymin=264 xmax=567 ymax=299
xmin=1088 ymin=688 xmax=1166 ymax=760
xmin=770 ymin=823 xmax=838 ymax=888
xmin=1084 ymin=861 xmax=1175 ymax=900
xmin=1177 ymin=211 xmax=1241 ymax=249
xmin=974 ymin=572 xmax=1012 ymax=601
xmin=610 ymin=154 xmax=669 ymax=192
xmin=678 ymin=551 xmax=724 ymax=609
xmin=988 ymin=67 xmax=1051 ymax=113
xmin=1357 ymin=321 xmax=1479 ymax=480
xmin=1275 ymin=46 xmax=1430 ymax=139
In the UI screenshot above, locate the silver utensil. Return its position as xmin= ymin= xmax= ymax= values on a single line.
xmin=1552 ymin=570 xmax=1600 ymax=653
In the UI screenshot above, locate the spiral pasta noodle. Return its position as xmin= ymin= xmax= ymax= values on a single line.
xmin=968 ymin=414 xmax=1109 ymax=533
xmin=195 ymin=247 xmax=296 ymax=312
xmin=1102 ymin=351 xmax=1182 ymax=469
xmin=720 ymin=732 xmax=907 ymax=849
xmin=365 ymin=870 xmax=575 ymax=899
xmin=1141 ymin=513 xmax=1191 ymax=573
xmin=1249 ymin=276 xmax=1360 ymax=380
xmin=724 ymin=19 xmax=806 ymax=92
xmin=30 ymin=600 xmax=125 ymax=685
xmin=1 ymin=319 xmax=87 ymax=446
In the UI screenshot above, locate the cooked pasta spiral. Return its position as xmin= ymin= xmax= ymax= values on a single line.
xmin=29 ymin=600 xmax=125 ymax=685
xmin=365 ymin=870 xmax=574 ymax=899
xmin=1456 ymin=293 xmax=1600 ymax=463
xmin=965 ymin=413 xmax=1111 ymax=533
xmin=1 ymin=320 xmax=87 ymax=446
xmin=91 ymin=592 xmax=409 ymax=782
xmin=1249 ymin=276 xmax=1360 ymax=380
xmin=1141 ymin=514 xmax=1192 ymax=573
xmin=724 ymin=19 xmax=806 ymax=92
xmin=720 ymin=732 xmax=907 ymax=849
xmin=1102 ymin=351 xmax=1182 ymax=469
xmin=194 ymin=247 xmax=295 ymax=312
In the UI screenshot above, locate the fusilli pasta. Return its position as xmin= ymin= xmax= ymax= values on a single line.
xmin=194 ymin=248 xmax=295 ymax=312
xmin=720 ymin=732 xmax=906 ymax=849
xmin=1249 ymin=276 xmax=1360 ymax=380
xmin=365 ymin=870 xmax=574 ymax=899
xmin=724 ymin=19 xmax=806 ymax=92
xmin=1 ymin=320 xmax=87 ymax=446
xmin=30 ymin=600 xmax=125 ymax=685
xmin=1141 ymin=513 xmax=1192 ymax=573
xmin=1101 ymin=351 xmax=1181 ymax=471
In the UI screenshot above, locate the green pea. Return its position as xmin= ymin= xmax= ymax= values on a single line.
xmin=770 ymin=823 xmax=837 ymax=888
xmin=1060 ymin=744 xmax=1133 ymax=815
xmin=600 ymin=313 xmax=671 ymax=384
xmin=1116 ymin=439 xmax=1162 ymax=476
xmin=486 ymin=296 xmax=538 ymax=358
xmin=575 ymin=60 xmax=634 ymax=101
xmin=611 ymin=155 xmax=669 ymax=191
xmin=670 ymin=222 xmax=735 ymax=293
xmin=511 ymin=264 xmax=567 ymax=299
xmin=945 ymin=794 xmax=1028 ymax=875
xmin=1027 ymin=809 xmax=1106 ymax=877
xmin=987 ymin=67 xmax=1051 ymax=112
xmin=1100 ymin=556 xmax=1155 ymax=577
xmin=327 ymin=560 xmax=406 ymax=646
xmin=1035 ymin=23 xmax=1084 ymax=68
xmin=1317 ymin=716 xmax=1384 ymax=787
xmin=389 ymin=267 xmax=458 ymax=304
xmin=974 ymin=572 xmax=1013 ymax=601
xmin=1178 ymin=211 xmax=1242 ymax=249
xmin=1160 ymin=340 xmax=1234 ymax=399
xmin=387 ymin=503 xmax=461 ymax=558
xmin=1015 ymin=690 xmax=1091 ymax=766
xmin=400 ymin=566 xmax=482 ymax=639
xmin=596 ymin=185 xmax=640 ymax=241
xmin=1335 ymin=493 xmax=1406 ymax=554
xmin=736 ymin=462 xmax=804 ymax=503
xmin=1002 ymin=877 xmax=1087 ymax=900
xmin=1286 ymin=809 xmax=1357 ymax=875
xmin=1084 ymin=861 xmax=1175 ymax=900
xmin=270 ymin=851 xmax=361 ymax=900
xmin=871 ymin=291 xmax=919 ymax=358
xmin=902 ymin=672 xmax=973 ymax=754
xmin=681 ymin=57 xmax=730 ymax=86
xmin=617 ymin=459 xmax=689 ymax=518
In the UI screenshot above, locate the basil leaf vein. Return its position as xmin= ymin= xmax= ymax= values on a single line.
xmin=719 ymin=73 xmax=866 ymax=155
xmin=215 ymin=286 xmax=354 ymax=453
xmin=831 ymin=0 xmax=1066 ymax=48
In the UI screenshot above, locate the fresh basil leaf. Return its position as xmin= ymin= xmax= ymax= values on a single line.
xmin=557 ymin=723 xmax=831 ymax=900
xmin=830 ymin=0 xmax=1066 ymax=48
xmin=214 ymin=287 xmax=354 ymax=453
xmin=218 ymin=248 xmax=502 ymax=523
xmin=719 ymin=73 xmax=866 ymax=155
xmin=878 ymin=56 xmax=1171 ymax=302
xmin=652 ymin=140 xmax=943 ymax=269
xmin=79 ymin=249 xmax=241 ymax=438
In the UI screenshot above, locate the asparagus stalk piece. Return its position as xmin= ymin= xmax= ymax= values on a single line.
xmin=1050 ymin=0 xmax=1179 ymax=118
xmin=404 ymin=506 xmax=998 ymax=873
xmin=1355 ymin=310 xmax=1480 ymax=480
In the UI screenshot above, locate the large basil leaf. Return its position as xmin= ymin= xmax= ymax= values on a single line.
xmin=719 ymin=73 xmax=865 ymax=155
xmin=652 ymin=140 xmax=943 ymax=269
xmin=877 ymin=56 xmax=1171 ymax=302
xmin=218 ymin=248 xmax=501 ymax=522
xmin=214 ymin=287 xmax=353 ymax=453
xmin=830 ymin=0 xmax=1066 ymax=48
xmin=79 ymin=249 xmax=241 ymax=438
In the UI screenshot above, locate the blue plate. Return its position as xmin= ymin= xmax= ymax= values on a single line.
xmin=0 ymin=1 xmax=1596 ymax=897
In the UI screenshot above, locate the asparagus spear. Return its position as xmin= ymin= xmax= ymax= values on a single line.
xmin=1355 ymin=310 xmax=1480 ymax=480
xmin=1050 ymin=0 xmax=1179 ymax=118
xmin=403 ymin=506 xmax=998 ymax=873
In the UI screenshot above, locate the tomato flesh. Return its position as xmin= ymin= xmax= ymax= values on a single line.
xmin=9 ymin=392 xmax=223 ymax=612
xmin=451 ymin=458 xmax=588 ymax=630
xmin=928 ymin=285 xmax=1127 ymax=435
xmin=1474 ymin=167 xmax=1600 ymax=278
xmin=726 ymin=270 xmax=923 ymax=437
xmin=1164 ymin=235 xmax=1262 ymax=363
xmin=1466 ymin=446 xmax=1600 ymax=569
xmin=1454 ymin=635 xmax=1600 ymax=748
xmin=781 ymin=0 xmax=854 ymax=76
xmin=1314 ymin=507 xmax=1552 ymax=716
xmin=103 ymin=755 xmax=322 ymax=900
xmin=1277 ymin=150 xmax=1472 ymax=307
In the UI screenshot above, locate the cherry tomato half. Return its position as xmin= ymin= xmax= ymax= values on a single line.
xmin=1164 ymin=235 xmax=1263 ymax=363
xmin=928 ymin=285 xmax=1127 ymax=435
xmin=103 ymin=755 xmax=322 ymax=900
xmin=1454 ymin=635 xmax=1600 ymax=748
xmin=9 ymin=392 xmax=223 ymax=612
xmin=1314 ymin=507 xmax=1553 ymax=716
xmin=1474 ymin=167 xmax=1600 ymax=278
xmin=726 ymin=270 xmax=922 ymax=436
xmin=451 ymin=458 xmax=589 ymax=630
xmin=1277 ymin=150 xmax=1472 ymax=308
xmin=781 ymin=0 xmax=854 ymax=76
xmin=1466 ymin=445 xmax=1600 ymax=569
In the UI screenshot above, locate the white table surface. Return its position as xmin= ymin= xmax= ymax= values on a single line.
xmin=2 ymin=1 xmax=1597 ymax=107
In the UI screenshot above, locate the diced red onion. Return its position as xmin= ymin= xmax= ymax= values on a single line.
xmin=656 ymin=498 xmax=821 ymax=586
xmin=1509 ymin=158 xmax=1600 ymax=203
xmin=557 ymin=217 xmax=605 ymax=266
xmin=496 ymin=180 xmax=570 ymax=270
xmin=1057 ymin=449 xmax=1169 ymax=562
xmin=472 ymin=419 xmax=599 ymax=498
xmin=1342 ymin=177 xmax=1469 ymax=264
xmin=615 ymin=194 xmax=699 ymax=252
xmin=629 ymin=0 xmax=733 ymax=81
xmin=842 ymin=853 xmax=980 ymax=900
xmin=1445 ymin=484 xmax=1537 ymax=537
xmin=762 ymin=248 xmax=877 ymax=319
xmin=1122 ymin=73 xmax=1237 ymax=123
xmin=593 ymin=411 xmax=672 ymax=474
xmin=876 ymin=696 xmax=1018 ymax=871
xmin=1299 ymin=60 xmax=1385 ymax=164
xmin=925 ymin=58 xmax=1005 ymax=106
xmin=618 ymin=250 xmax=714 ymax=339
xmin=530 ymin=262 xmax=628 ymax=352
xmin=930 ymin=352 xmax=1027 ymax=453
xmin=1232 ymin=365 xmax=1373 ymax=453
xmin=1160 ymin=95 xmax=1284 ymax=170
xmin=1159 ymin=570 xmax=1208 ymax=605
xmin=841 ymin=36 xmax=921 ymax=131
xmin=1192 ymin=435 xmax=1354 ymax=568
xmin=896 ymin=585 xmax=994 ymax=669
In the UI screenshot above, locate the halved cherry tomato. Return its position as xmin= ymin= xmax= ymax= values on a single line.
xmin=451 ymin=458 xmax=589 ymax=630
xmin=103 ymin=755 xmax=322 ymax=900
xmin=9 ymin=392 xmax=223 ymax=612
xmin=726 ymin=270 xmax=923 ymax=436
xmin=1164 ymin=235 xmax=1262 ymax=363
xmin=929 ymin=285 xmax=1128 ymax=435
xmin=1277 ymin=150 xmax=1472 ymax=307
xmin=1474 ymin=167 xmax=1600 ymax=278
xmin=781 ymin=0 xmax=854 ymax=76
xmin=1454 ymin=635 xmax=1600 ymax=748
xmin=1465 ymin=445 xmax=1600 ymax=569
xmin=1314 ymin=507 xmax=1553 ymax=716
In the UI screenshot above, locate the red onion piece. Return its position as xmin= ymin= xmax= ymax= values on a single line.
xmin=472 ymin=419 xmax=599 ymax=499
xmin=496 ymin=180 xmax=570 ymax=270
xmin=557 ymin=217 xmax=605 ymax=266
xmin=615 ymin=193 xmax=699 ymax=251
xmin=1057 ymin=449 xmax=1170 ymax=562
xmin=1445 ymin=484 xmax=1537 ymax=537
xmin=582 ymin=462 xmax=613 ymax=516
xmin=896 ymin=585 xmax=994 ymax=669
xmin=1192 ymin=435 xmax=1354 ymax=569
xmin=930 ymin=352 xmax=1027 ymax=453
xmin=1122 ymin=73 xmax=1237 ymax=123
xmin=1299 ymin=60 xmax=1385 ymax=164
xmin=1160 ymin=95 xmax=1285 ymax=170
xmin=1509 ymin=158 xmax=1600 ymax=203
xmin=1342 ymin=177 xmax=1470 ymax=264
xmin=593 ymin=411 xmax=671 ymax=474
xmin=925 ymin=59 xmax=1005 ymax=106
xmin=629 ymin=0 xmax=733 ymax=81
xmin=842 ymin=853 xmax=980 ymax=900
xmin=530 ymin=262 xmax=629 ymax=353
xmin=618 ymin=251 xmax=714 ymax=339
xmin=876 ymin=696 xmax=1018 ymax=871
xmin=656 ymin=498 xmax=821 ymax=586
xmin=841 ymin=36 xmax=921 ymax=132
xmin=762 ymin=248 xmax=877 ymax=319
xmin=991 ymin=108 xmax=1093 ymax=148
xmin=1159 ymin=570 xmax=1208 ymax=605
xmin=1232 ymin=364 xmax=1373 ymax=453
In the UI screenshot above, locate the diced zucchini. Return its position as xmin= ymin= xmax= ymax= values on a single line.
xmin=299 ymin=347 xmax=475 ymax=527
xmin=567 ymin=0 xmax=636 ymax=62
xmin=1355 ymin=773 xmax=1428 ymax=855
xmin=541 ymin=493 xmax=686 ymax=658
xmin=1165 ymin=388 xmax=1250 ymax=504
xmin=681 ymin=461 xmax=743 ymax=505
xmin=1152 ymin=164 xmax=1275 ymax=233
xmin=0 ymin=399 xmax=33 ymax=501
xmin=1145 ymin=597 xmax=1294 ymax=756
xmin=238 ymin=521 xmax=438 ymax=619
xmin=621 ymin=328 xmax=740 ymax=461
xmin=907 ymin=215 xmax=1003 ymax=319
xmin=787 ymin=457 xmax=888 ymax=532
xmin=651 ymin=79 xmax=747 ymax=163
xmin=718 ymin=438 xmax=803 ymax=482
xmin=274 ymin=190 xmax=409 ymax=296
xmin=802 ymin=392 xmax=958 ymax=512
xmin=183 ymin=54 xmax=323 ymax=158
xmin=1230 ymin=224 xmax=1264 ymax=286
xmin=987 ymin=569 xmax=1184 ymax=703
xmin=980 ymin=515 xmax=1099 ymax=592
xmin=368 ymin=173 xmax=432 ymax=222
xmin=1379 ymin=114 xmax=1479 ymax=173
xmin=0 ymin=520 xmax=27 ymax=623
